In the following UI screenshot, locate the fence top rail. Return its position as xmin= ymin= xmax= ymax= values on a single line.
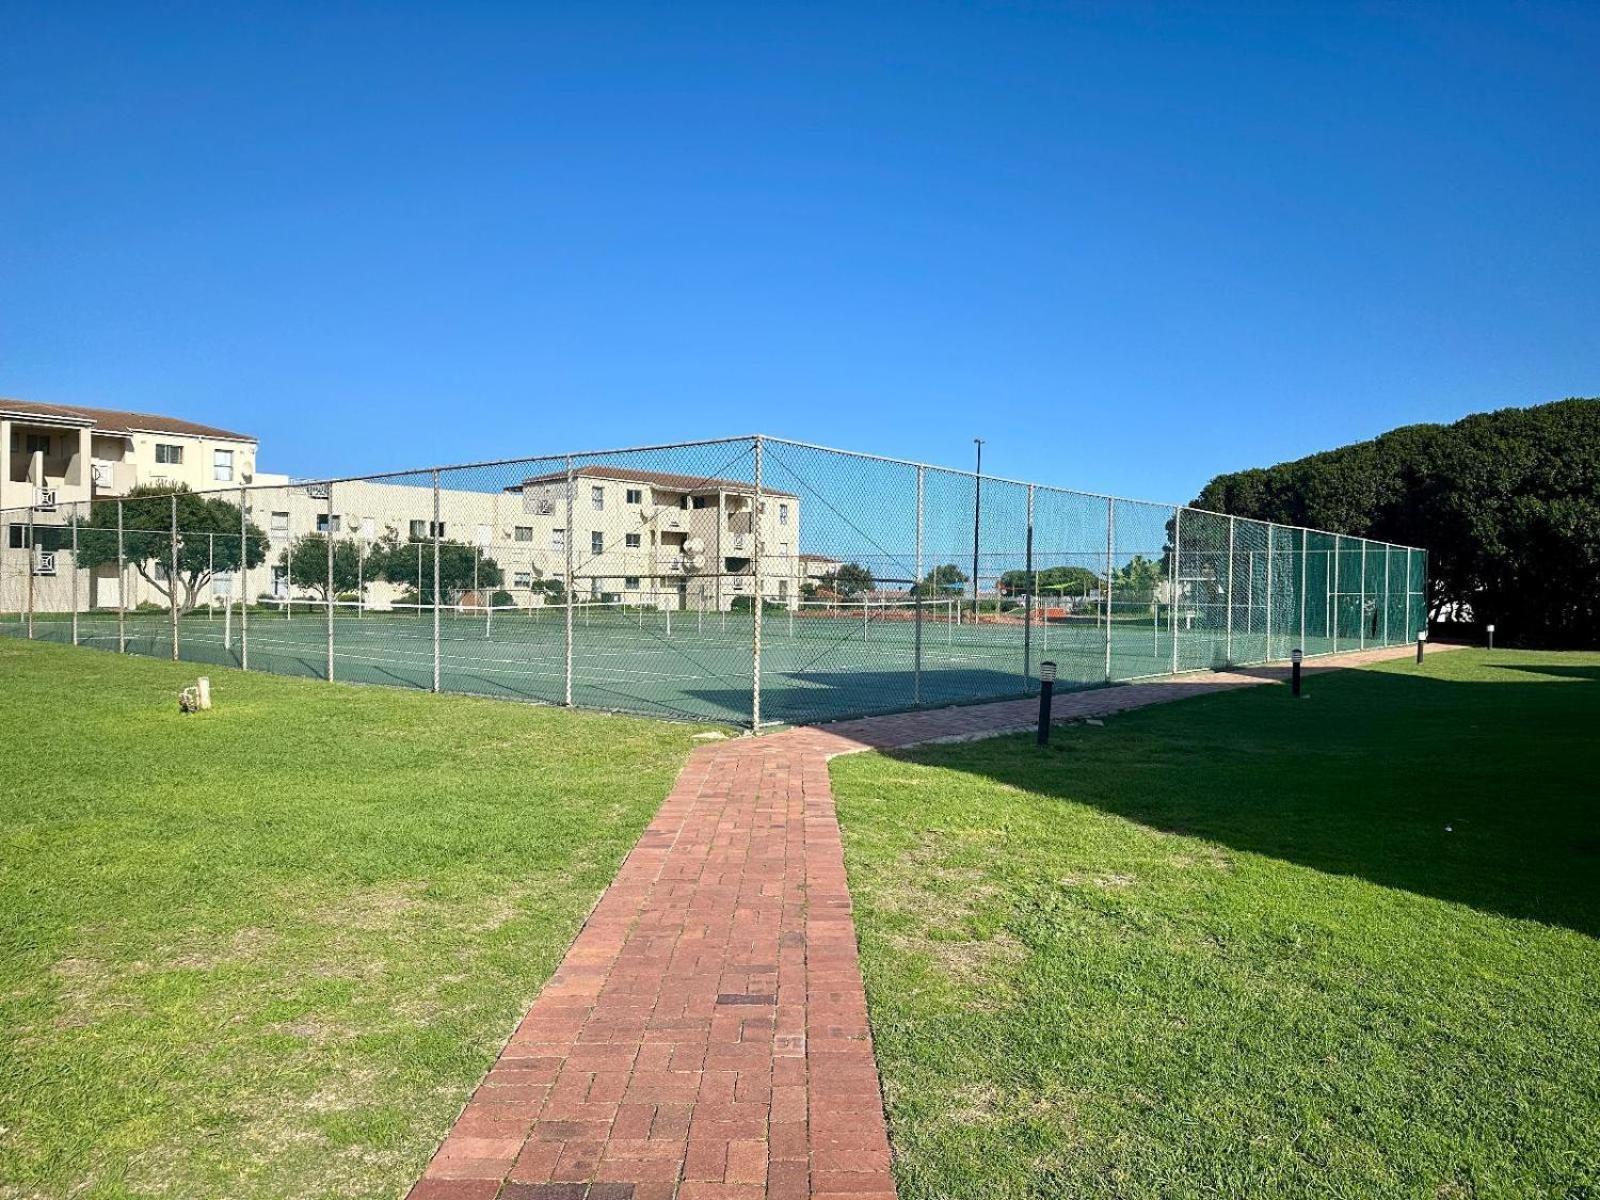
xmin=0 ymin=429 xmax=1425 ymax=557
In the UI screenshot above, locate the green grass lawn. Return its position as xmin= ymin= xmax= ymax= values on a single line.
xmin=0 ymin=639 xmax=701 ymax=1199
xmin=831 ymin=649 xmax=1600 ymax=1199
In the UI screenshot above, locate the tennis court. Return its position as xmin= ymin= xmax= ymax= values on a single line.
xmin=18 ymin=600 xmax=1193 ymax=725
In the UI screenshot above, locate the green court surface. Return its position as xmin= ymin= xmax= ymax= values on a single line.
xmin=5 ymin=605 xmax=1403 ymax=726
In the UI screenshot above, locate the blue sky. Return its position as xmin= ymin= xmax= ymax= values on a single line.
xmin=2 ymin=1 xmax=1596 ymax=503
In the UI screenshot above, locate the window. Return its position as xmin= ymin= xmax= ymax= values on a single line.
xmin=591 ymin=531 xmax=604 ymax=555
xmin=591 ymin=485 xmax=605 ymax=511
xmin=25 ymin=434 xmax=51 ymax=457
xmin=7 ymin=523 xmax=26 ymax=550
xmin=213 ymin=449 xmax=234 ymax=482
xmin=779 ymin=543 xmax=790 ymax=560
xmin=624 ymin=576 xmax=640 ymax=590
xmin=316 ymin=513 xmax=341 ymax=534
xmin=625 ymin=533 xmax=641 ymax=549
xmin=410 ymin=520 xmax=447 ymax=540
xmin=514 ymin=526 xmax=533 ymax=543
xmin=551 ymin=528 xmax=565 ymax=553
xmin=155 ymin=443 xmax=183 ymax=465
xmin=691 ymin=495 xmax=712 ymax=509
xmin=271 ymin=511 xmax=290 ymax=535
xmin=778 ymin=579 xmax=788 ymax=600
xmin=625 ymin=488 xmax=643 ymax=504
xmin=513 ymin=571 xmax=533 ymax=588
xmin=779 ymin=503 xmax=789 ymax=526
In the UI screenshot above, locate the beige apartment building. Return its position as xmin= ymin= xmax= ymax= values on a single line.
xmin=2 ymin=399 xmax=801 ymax=615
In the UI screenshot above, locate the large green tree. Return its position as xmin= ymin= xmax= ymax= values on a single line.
xmin=912 ymin=563 xmax=968 ymax=597
xmin=369 ymin=538 xmax=503 ymax=604
xmin=278 ymin=535 xmax=367 ymax=601
xmin=1191 ymin=398 xmax=1600 ymax=646
xmin=997 ymin=565 xmax=1101 ymax=597
xmin=74 ymin=486 xmax=268 ymax=614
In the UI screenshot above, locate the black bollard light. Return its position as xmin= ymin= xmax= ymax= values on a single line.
xmin=1416 ymin=629 xmax=1427 ymax=664
xmin=1291 ymin=648 xmax=1303 ymax=698
xmin=1037 ymin=660 xmax=1057 ymax=746
xmin=1487 ymin=623 xmax=1495 ymax=651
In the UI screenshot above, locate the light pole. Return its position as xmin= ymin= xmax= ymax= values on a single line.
xmin=972 ymin=437 xmax=984 ymax=625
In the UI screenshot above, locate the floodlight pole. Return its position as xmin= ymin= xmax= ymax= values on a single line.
xmin=971 ymin=438 xmax=983 ymax=627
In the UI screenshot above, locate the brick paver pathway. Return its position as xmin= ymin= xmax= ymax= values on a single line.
xmin=407 ymin=643 xmax=1450 ymax=1200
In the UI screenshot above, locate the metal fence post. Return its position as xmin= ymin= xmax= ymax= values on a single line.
xmin=1382 ymin=543 xmax=1391 ymax=646
xmin=1299 ymin=528 xmax=1308 ymax=652
xmin=208 ymin=533 xmax=215 ymax=621
xmin=1225 ymin=515 xmax=1235 ymax=664
xmin=751 ymin=436 xmax=764 ymax=732
xmin=1330 ymin=535 xmax=1340 ymax=653
xmin=431 ymin=470 xmax=442 ymax=693
xmin=1023 ymin=484 xmax=1034 ymax=687
xmin=117 ymin=498 xmax=126 ymax=654
xmin=1103 ymin=498 xmax=1115 ymax=682
xmin=170 ymin=493 xmax=180 ymax=660
xmin=1170 ymin=507 xmax=1182 ymax=674
xmin=326 ymin=486 xmax=336 ymax=682
xmin=71 ymin=512 xmax=79 ymax=646
xmin=25 ymin=502 xmax=35 ymax=639
xmin=1359 ymin=538 xmax=1368 ymax=650
xmin=914 ymin=465 xmax=924 ymax=707
xmin=1264 ymin=524 xmax=1274 ymax=662
xmin=564 ymin=456 xmax=575 ymax=707
xmin=239 ymin=486 xmax=249 ymax=670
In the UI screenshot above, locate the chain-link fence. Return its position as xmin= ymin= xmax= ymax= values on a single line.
xmin=0 ymin=435 xmax=1428 ymax=727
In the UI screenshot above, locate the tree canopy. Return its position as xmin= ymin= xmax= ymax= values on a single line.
xmin=912 ymin=563 xmax=968 ymax=597
xmin=74 ymin=486 xmax=268 ymax=614
xmin=1190 ymin=398 xmax=1600 ymax=647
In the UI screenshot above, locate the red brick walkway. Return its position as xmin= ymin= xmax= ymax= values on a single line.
xmin=407 ymin=644 xmax=1448 ymax=1200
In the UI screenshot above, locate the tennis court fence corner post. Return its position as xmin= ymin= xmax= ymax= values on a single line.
xmin=751 ymin=435 xmax=763 ymax=734
xmin=70 ymin=506 xmax=79 ymax=646
xmin=238 ymin=485 xmax=249 ymax=671
xmin=1224 ymin=515 xmax=1236 ymax=665
xmin=170 ymin=492 xmax=180 ymax=661
xmin=1299 ymin=527 xmax=1308 ymax=654
xmin=913 ymin=464 xmax=925 ymax=708
xmin=325 ymin=484 xmax=335 ymax=683
xmin=1023 ymin=484 xmax=1034 ymax=690
xmin=25 ymin=501 xmax=35 ymax=639
xmin=1331 ymin=534 xmax=1341 ymax=655
xmin=1103 ymin=497 xmax=1115 ymax=682
xmin=1170 ymin=506 xmax=1182 ymax=675
xmin=116 ymin=497 xmax=126 ymax=654
xmin=1264 ymin=523 xmax=1274 ymax=663
xmin=563 ymin=456 xmax=574 ymax=707
xmin=431 ymin=469 xmax=441 ymax=693
xmin=1359 ymin=538 xmax=1368 ymax=651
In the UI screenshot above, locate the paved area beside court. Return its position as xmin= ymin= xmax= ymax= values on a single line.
xmin=407 ymin=642 xmax=1450 ymax=1200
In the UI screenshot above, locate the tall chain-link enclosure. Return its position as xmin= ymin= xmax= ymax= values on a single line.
xmin=0 ymin=435 xmax=1428 ymax=728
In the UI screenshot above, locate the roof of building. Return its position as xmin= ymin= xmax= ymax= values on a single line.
xmin=0 ymin=397 xmax=256 ymax=442
xmin=798 ymin=553 xmax=840 ymax=563
xmin=517 ymin=464 xmax=797 ymax=499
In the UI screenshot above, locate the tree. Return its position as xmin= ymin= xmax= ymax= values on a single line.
xmin=913 ymin=563 xmax=967 ymax=596
xmin=369 ymin=537 xmax=503 ymax=604
xmin=73 ymin=486 xmax=268 ymax=615
xmin=998 ymin=564 xmax=1099 ymax=597
xmin=1190 ymin=397 xmax=1600 ymax=647
xmin=278 ymin=535 xmax=367 ymax=601
xmin=812 ymin=562 xmax=874 ymax=600
xmin=1111 ymin=554 xmax=1164 ymax=602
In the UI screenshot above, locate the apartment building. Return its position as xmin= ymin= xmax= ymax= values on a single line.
xmin=2 ymin=398 xmax=802 ymax=615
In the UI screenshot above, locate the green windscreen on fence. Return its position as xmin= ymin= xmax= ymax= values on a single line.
xmin=0 ymin=435 xmax=1428 ymax=728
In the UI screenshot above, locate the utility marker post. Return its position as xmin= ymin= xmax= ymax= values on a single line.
xmin=1036 ymin=660 xmax=1057 ymax=746
xmin=1290 ymin=647 xmax=1303 ymax=699
xmin=1487 ymin=623 xmax=1495 ymax=651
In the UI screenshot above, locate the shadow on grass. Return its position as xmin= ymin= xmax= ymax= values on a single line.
xmin=889 ymin=656 xmax=1600 ymax=938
